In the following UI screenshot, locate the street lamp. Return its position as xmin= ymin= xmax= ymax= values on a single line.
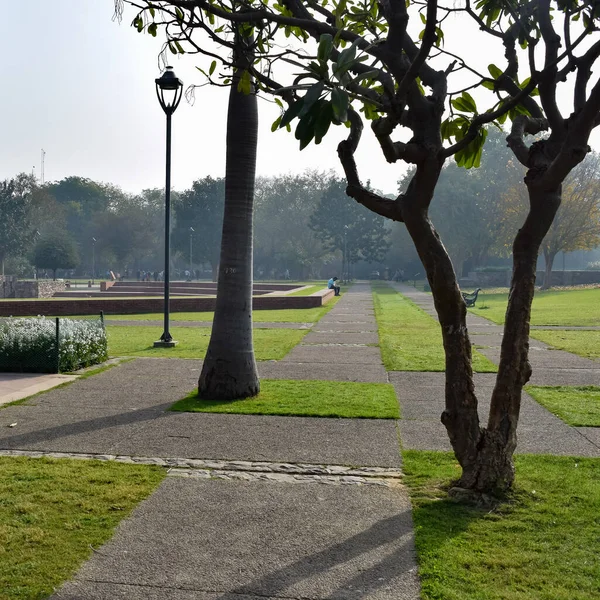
xmin=154 ymin=66 xmax=183 ymax=348
xmin=343 ymin=225 xmax=349 ymax=283
xmin=91 ymin=237 xmax=96 ymax=284
xmin=189 ymin=227 xmax=194 ymax=280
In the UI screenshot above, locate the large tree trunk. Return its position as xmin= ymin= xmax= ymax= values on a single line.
xmin=403 ymin=159 xmax=563 ymax=494
xmin=198 ymin=32 xmax=259 ymax=400
xmin=459 ymin=186 xmax=562 ymax=492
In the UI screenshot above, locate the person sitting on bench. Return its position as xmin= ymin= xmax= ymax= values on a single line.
xmin=328 ymin=276 xmax=341 ymax=296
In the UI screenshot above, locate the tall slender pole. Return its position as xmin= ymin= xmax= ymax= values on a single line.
xmin=189 ymin=230 xmax=193 ymax=278
xmin=92 ymin=240 xmax=95 ymax=284
xmin=159 ymin=112 xmax=173 ymax=343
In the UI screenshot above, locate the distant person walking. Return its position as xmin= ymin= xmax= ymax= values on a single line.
xmin=327 ymin=276 xmax=341 ymax=296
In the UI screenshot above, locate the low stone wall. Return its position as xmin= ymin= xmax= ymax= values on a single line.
xmin=0 ymin=289 xmax=335 ymax=317
xmin=0 ymin=276 xmax=16 ymax=299
xmin=13 ymin=280 xmax=66 ymax=298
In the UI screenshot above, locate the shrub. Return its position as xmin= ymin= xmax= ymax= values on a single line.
xmin=0 ymin=316 xmax=108 ymax=373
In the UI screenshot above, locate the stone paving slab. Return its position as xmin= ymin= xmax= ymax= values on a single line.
xmin=479 ymin=348 xmax=599 ymax=369
xmin=258 ymin=361 xmax=388 ymax=383
xmin=111 ymin=413 xmax=402 ymax=468
xmin=578 ymin=427 xmax=600 ymax=447
xmin=399 ymin=418 xmax=599 ymax=456
xmin=52 ymin=478 xmax=420 ymax=600
xmin=313 ymin=322 xmax=378 ymax=333
xmin=0 ymin=373 xmax=77 ymax=407
xmin=528 ymin=368 xmax=600 ymax=386
xmin=282 ymin=345 xmax=383 ymax=365
xmin=0 ymin=402 xmax=401 ymax=468
xmin=301 ymin=331 xmax=380 ymax=345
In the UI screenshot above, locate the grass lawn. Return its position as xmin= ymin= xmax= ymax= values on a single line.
xmin=0 ymin=456 xmax=165 ymax=600
xmin=529 ymin=329 xmax=600 ymax=361
xmin=106 ymin=326 xmax=307 ymax=360
xmin=372 ymin=284 xmax=497 ymax=372
xmin=526 ymin=385 xmax=600 ymax=426
xmin=105 ymin=301 xmax=338 ymax=323
xmin=288 ymin=284 xmax=326 ymax=296
xmin=404 ymin=451 xmax=600 ymax=600
xmin=470 ymin=287 xmax=600 ymax=326
xmin=171 ymin=379 xmax=399 ymax=418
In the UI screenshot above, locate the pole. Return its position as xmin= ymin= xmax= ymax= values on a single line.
xmin=92 ymin=240 xmax=95 ymax=284
xmin=155 ymin=112 xmax=174 ymax=345
xmin=189 ymin=230 xmax=193 ymax=278
xmin=344 ymin=232 xmax=347 ymax=283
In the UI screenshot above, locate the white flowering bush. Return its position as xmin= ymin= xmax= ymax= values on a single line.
xmin=0 ymin=316 xmax=108 ymax=373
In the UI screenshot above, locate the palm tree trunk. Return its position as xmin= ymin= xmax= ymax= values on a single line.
xmin=198 ymin=31 xmax=259 ymax=400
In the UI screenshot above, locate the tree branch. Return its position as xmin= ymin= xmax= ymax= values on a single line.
xmin=506 ymin=115 xmax=549 ymax=167
xmin=337 ymin=109 xmax=402 ymax=220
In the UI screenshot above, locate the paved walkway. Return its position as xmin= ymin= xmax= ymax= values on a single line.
xmin=1 ymin=283 xmax=420 ymax=600
xmin=1 ymin=282 xmax=598 ymax=599
xmin=390 ymin=283 xmax=600 ymax=455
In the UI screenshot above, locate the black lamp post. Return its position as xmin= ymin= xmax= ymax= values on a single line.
xmin=154 ymin=66 xmax=183 ymax=348
xmin=91 ymin=237 xmax=96 ymax=284
xmin=189 ymin=226 xmax=194 ymax=280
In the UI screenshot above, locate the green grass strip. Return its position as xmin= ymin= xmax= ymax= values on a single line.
xmin=171 ymin=379 xmax=400 ymax=419
xmin=106 ymin=326 xmax=307 ymax=361
xmin=104 ymin=301 xmax=338 ymax=323
xmin=529 ymin=329 xmax=600 ymax=361
xmin=288 ymin=285 xmax=326 ymax=296
xmin=372 ymin=283 xmax=497 ymax=372
xmin=471 ymin=288 xmax=600 ymax=327
xmin=403 ymin=451 xmax=600 ymax=600
xmin=0 ymin=456 xmax=165 ymax=600
xmin=526 ymin=385 xmax=600 ymax=426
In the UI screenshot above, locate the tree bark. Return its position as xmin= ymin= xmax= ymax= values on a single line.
xmin=198 ymin=32 xmax=260 ymax=400
xmin=457 ymin=185 xmax=562 ymax=492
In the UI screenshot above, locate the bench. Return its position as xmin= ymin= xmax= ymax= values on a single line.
xmin=461 ymin=288 xmax=482 ymax=307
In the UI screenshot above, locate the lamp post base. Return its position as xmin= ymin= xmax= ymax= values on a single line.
xmin=153 ymin=339 xmax=178 ymax=348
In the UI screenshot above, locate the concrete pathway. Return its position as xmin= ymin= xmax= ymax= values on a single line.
xmin=0 ymin=372 xmax=77 ymax=407
xmin=389 ymin=282 xmax=600 ymax=455
xmin=0 ymin=284 xmax=421 ymax=600
xmin=1 ymin=281 xmax=598 ymax=598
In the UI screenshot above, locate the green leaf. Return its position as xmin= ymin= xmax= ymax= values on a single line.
xmin=314 ymin=101 xmax=333 ymax=144
xmin=488 ymin=64 xmax=503 ymax=79
xmin=147 ymin=22 xmax=157 ymax=37
xmin=451 ymin=91 xmax=477 ymax=113
xmin=209 ymin=61 xmax=217 ymax=76
xmin=317 ymin=34 xmax=334 ymax=62
xmin=481 ymin=79 xmax=495 ymax=91
xmin=271 ymin=116 xmax=282 ymax=132
xmin=237 ymin=70 xmax=252 ymax=95
xmin=331 ymin=87 xmax=349 ymax=123
xmin=280 ymin=98 xmax=305 ymax=128
xmin=299 ymin=82 xmax=325 ymax=116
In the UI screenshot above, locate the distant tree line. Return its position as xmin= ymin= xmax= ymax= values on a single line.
xmin=2 ymin=135 xmax=599 ymax=283
xmin=0 ymin=171 xmax=389 ymax=281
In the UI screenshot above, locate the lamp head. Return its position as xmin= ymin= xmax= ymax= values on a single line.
xmin=155 ymin=66 xmax=183 ymax=115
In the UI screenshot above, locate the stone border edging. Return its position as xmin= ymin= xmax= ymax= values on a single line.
xmin=0 ymin=449 xmax=402 ymax=486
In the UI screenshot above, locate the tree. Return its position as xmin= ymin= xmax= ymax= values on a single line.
xmin=33 ymin=231 xmax=80 ymax=280
xmin=0 ymin=174 xmax=37 ymax=272
xmin=121 ymin=0 xmax=600 ymax=496
xmin=172 ymin=177 xmax=225 ymax=280
xmin=501 ymin=152 xmax=600 ymax=288
xmin=254 ymin=172 xmax=333 ymax=279
xmin=198 ymin=27 xmax=261 ymax=400
xmin=310 ymin=177 xmax=390 ymax=277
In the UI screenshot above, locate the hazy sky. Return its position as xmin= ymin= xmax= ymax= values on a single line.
xmin=1 ymin=1 xmax=598 ymax=197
